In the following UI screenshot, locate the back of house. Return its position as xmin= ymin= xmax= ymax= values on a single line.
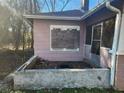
xmin=24 ymin=0 xmax=124 ymax=91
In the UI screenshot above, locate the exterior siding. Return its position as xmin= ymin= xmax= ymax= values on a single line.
xmin=84 ymin=45 xmax=91 ymax=59
xmin=115 ymin=2 xmax=124 ymax=90
xmin=115 ymin=55 xmax=124 ymax=91
xmin=33 ymin=19 xmax=85 ymax=61
xmin=100 ymin=47 xmax=111 ymax=68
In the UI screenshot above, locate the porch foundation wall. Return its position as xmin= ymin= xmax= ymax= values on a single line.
xmin=14 ymin=69 xmax=110 ymax=90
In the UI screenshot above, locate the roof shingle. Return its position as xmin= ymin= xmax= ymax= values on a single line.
xmin=34 ymin=9 xmax=84 ymax=17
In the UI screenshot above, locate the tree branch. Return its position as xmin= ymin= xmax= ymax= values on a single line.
xmin=61 ymin=0 xmax=71 ymax=11
xmin=45 ymin=0 xmax=51 ymax=12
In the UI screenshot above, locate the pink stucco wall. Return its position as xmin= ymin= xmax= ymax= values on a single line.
xmin=33 ymin=19 xmax=85 ymax=61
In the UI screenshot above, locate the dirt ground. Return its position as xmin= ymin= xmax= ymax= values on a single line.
xmin=29 ymin=60 xmax=93 ymax=69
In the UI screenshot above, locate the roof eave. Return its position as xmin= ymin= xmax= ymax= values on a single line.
xmin=23 ymin=15 xmax=81 ymax=21
xmin=81 ymin=2 xmax=105 ymax=20
xmin=81 ymin=0 xmax=114 ymax=20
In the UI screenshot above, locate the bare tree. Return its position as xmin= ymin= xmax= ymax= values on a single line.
xmin=6 ymin=0 xmax=40 ymax=14
xmin=4 ymin=0 xmax=40 ymax=50
xmin=42 ymin=0 xmax=72 ymax=12
xmin=60 ymin=0 xmax=71 ymax=11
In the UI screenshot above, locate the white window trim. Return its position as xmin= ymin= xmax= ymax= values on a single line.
xmin=50 ymin=48 xmax=79 ymax=52
xmin=50 ymin=25 xmax=80 ymax=52
xmin=90 ymin=23 xmax=103 ymax=55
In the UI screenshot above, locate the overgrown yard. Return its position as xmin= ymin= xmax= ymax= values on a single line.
xmin=0 ymin=49 xmax=33 ymax=80
xmin=0 ymin=88 xmax=123 ymax=93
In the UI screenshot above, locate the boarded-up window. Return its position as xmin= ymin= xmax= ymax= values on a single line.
xmin=51 ymin=25 xmax=80 ymax=51
xmin=85 ymin=26 xmax=92 ymax=45
xmin=102 ymin=18 xmax=115 ymax=48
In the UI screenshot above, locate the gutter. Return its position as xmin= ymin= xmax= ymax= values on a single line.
xmin=106 ymin=1 xmax=122 ymax=87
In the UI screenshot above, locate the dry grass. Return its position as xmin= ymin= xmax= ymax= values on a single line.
xmin=0 ymin=88 xmax=123 ymax=93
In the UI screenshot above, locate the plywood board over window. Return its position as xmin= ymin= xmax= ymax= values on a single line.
xmin=50 ymin=25 xmax=80 ymax=51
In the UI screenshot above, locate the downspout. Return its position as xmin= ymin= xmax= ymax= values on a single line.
xmin=106 ymin=1 xmax=122 ymax=87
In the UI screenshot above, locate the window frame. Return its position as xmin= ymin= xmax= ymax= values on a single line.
xmin=91 ymin=23 xmax=103 ymax=44
xmin=91 ymin=23 xmax=103 ymax=55
xmin=50 ymin=25 xmax=80 ymax=52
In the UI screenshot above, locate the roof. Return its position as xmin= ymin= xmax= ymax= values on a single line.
xmin=24 ymin=10 xmax=84 ymax=21
xmin=34 ymin=10 xmax=84 ymax=17
xmin=24 ymin=0 xmax=117 ymax=21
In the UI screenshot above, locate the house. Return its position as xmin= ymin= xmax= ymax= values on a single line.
xmin=24 ymin=0 xmax=124 ymax=91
